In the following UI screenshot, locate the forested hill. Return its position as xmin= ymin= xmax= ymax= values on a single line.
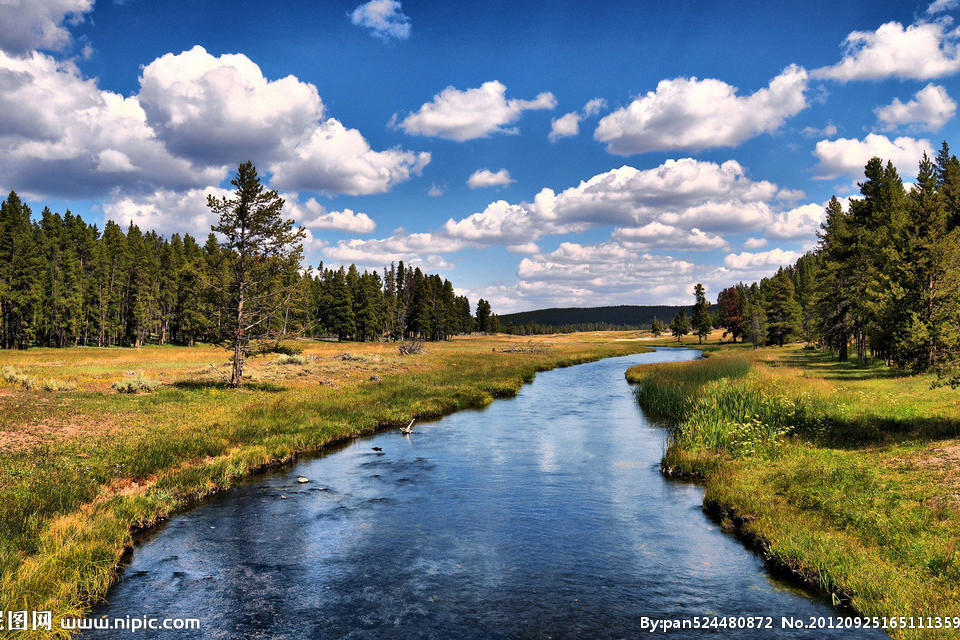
xmin=500 ymin=305 xmax=684 ymax=331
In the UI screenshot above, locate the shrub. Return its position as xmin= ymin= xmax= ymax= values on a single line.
xmin=398 ymin=340 xmax=425 ymax=356
xmin=112 ymin=373 xmax=158 ymax=394
xmin=41 ymin=378 xmax=77 ymax=392
xmin=254 ymin=342 xmax=304 ymax=356
xmin=275 ymin=354 xmax=306 ymax=366
xmin=2 ymin=366 xmax=37 ymax=390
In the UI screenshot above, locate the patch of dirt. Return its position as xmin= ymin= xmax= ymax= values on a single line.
xmin=0 ymin=417 xmax=114 ymax=453
xmin=918 ymin=444 xmax=960 ymax=468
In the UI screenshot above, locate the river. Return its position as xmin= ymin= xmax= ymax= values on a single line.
xmin=82 ymin=348 xmax=888 ymax=639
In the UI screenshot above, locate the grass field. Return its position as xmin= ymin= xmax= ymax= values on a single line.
xmin=0 ymin=332 xmax=654 ymax=637
xmin=627 ymin=337 xmax=960 ymax=639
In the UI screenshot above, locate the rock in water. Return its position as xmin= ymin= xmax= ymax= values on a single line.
xmin=297 ymin=476 xmax=309 ymax=484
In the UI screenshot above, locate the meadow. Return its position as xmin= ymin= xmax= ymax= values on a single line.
xmin=627 ymin=338 xmax=960 ymax=639
xmin=0 ymin=333 xmax=654 ymax=637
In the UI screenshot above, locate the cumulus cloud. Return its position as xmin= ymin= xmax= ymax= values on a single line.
xmin=723 ymin=248 xmax=802 ymax=270
xmin=814 ymin=21 xmax=960 ymax=81
xmin=0 ymin=50 xmax=223 ymax=199
xmin=287 ymin=198 xmax=376 ymax=234
xmin=0 ymin=46 xmax=431 ymax=200
xmin=324 ymin=232 xmax=463 ymax=271
xmin=427 ymin=183 xmax=445 ymax=197
xmin=813 ymin=134 xmax=933 ymax=179
xmin=393 ymin=81 xmax=556 ymax=141
xmin=594 ymin=66 xmax=808 ymax=155
xmin=515 ymin=242 xmax=698 ymax=307
xmin=350 ymin=0 xmax=411 ymax=40
xmin=548 ymin=98 xmax=607 ymax=142
xmin=0 ymin=0 xmax=92 ymax=56
xmin=612 ymin=223 xmax=728 ymax=250
xmin=467 ymin=168 xmax=515 ymax=189
xmin=269 ymin=118 xmax=430 ymax=195
xmin=443 ymin=158 xmax=796 ymax=247
xmin=102 ymin=186 xmax=230 ymax=239
xmin=875 ymin=83 xmax=956 ymax=131
xmin=548 ymin=112 xmax=581 ymax=142
xmin=138 ymin=46 xmax=324 ymax=165
xmin=743 ymin=237 xmax=768 ymax=249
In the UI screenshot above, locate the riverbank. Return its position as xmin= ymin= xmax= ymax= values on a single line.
xmin=0 ymin=332 xmax=653 ymax=638
xmin=626 ymin=343 xmax=960 ymax=640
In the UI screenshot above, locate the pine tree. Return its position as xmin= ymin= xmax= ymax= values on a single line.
xmin=691 ymin=283 xmax=711 ymax=344
xmin=650 ymin=316 xmax=663 ymax=337
xmin=669 ymin=309 xmax=689 ymax=342
xmin=207 ymin=161 xmax=305 ymax=387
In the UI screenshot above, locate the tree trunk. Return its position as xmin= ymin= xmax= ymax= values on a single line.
xmin=230 ymin=291 xmax=244 ymax=388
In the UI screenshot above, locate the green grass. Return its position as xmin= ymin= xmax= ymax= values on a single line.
xmin=628 ymin=346 xmax=960 ymax=639
xmin=0 ymin=332 xmax=653 ymax=638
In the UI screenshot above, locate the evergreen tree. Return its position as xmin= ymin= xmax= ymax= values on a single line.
xmin=764 ymin=269 xmax=802 ymax=347
xmin=650 ymin=316 xmax=663 ymax=337
xmin=669 ymin=309 xmax=689 ymax=342
xmin=207 ymin=161 xmax=305 ymax=387
xmin=691 ymin=283 xmax=711 ymax=344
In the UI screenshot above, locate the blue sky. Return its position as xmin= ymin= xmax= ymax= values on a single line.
xmin=1 ymin=0 xmax=958 ymax=312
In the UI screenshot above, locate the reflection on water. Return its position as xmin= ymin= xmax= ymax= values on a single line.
xmin=83 ymin=348 xmax=888 ymax=639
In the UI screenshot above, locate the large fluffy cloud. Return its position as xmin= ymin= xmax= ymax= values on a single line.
xmin=815 ymin=21 xmax=960 ymax=82
xmin=286 ymin=198 xmax=376 ymax=234
xmin=269 ymin=118 xmax=430 ymax=195
xmin=0 ymin=0 xmax=92 ymax=56
xmin=443 ymin=158 xmax=803 ymax=248
xmin=349 ymin=0 xmax=411 ymax=40
xmin=138 ymin=46 xmax=324 ymax=165
xmin=594 ymin=66 xmax=808 ymax=155
xmin=102 ymin=187 xmax=230 ymax=239
xmin=0 ymin=51 xmax=222 ymax=198
xmin=875 ymin=83 xmax=956 ymax=131
xmin=393 ymin=81 xmax=556 ymax=141
xmin=813 ymin=134 xmax=933 ymax=179
xmin=0 ymin=46 xmax=429 ymax=200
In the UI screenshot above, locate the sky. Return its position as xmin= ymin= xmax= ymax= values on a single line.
xmin=1 ymin=0 xmax=959 ymax=313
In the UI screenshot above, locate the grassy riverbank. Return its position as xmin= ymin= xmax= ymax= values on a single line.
xmin=627 ymin=343 xmax=960 ymax=639
xmin=0 ymin=332 xmax=652 ymax=638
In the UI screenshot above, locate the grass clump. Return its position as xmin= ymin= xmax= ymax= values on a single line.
xmin=111 ymin=373 xmax=159 ymax=394
xmin=41 ymin=378 xmax=77 ymax=392
xmin=2 ymin=365 xmax=37 ymax=390
xmin=275 ymin=354 xmax=306 ymax=366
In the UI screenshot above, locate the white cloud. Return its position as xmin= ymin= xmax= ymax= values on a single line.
xmin=612 ymin=223 xmax=728 ymax=251
xmin=103 ymin=186 xmax=230 ymax=239
xmin=427 ymin=183 xmax=445 ymax=197
xmin=766 ymin=202 xmax=826 ymax=240
xmin=813 ymin=134 xmax=933 ymax=179
xmin=801 ymin=122 xmax=838 ymax=138
xmin=506 ymin=242 xmax=540 ymax=254
xmin=0 ymin=50 xmax=223 ymax=199
xmin=548 ymin=99 xmax=607 ymax=142
xmin=350 ymin=0 xmax=411 ymax=40
xmin=814 ymin=21 xmax=960 ymax=81
xmin=0 ymin=0 xmax=92 ymax=56
xmin=324 ymin=232 xmax=463 ymax=271
xmin=467 ymin=168 xmax=515 ymax=189
xmin=928 ymin=0 xmax=959 ymax=12
xmin=515 ymin=242 xmax=698 ymax=307
xmin=269 ymin=118 xmax=430 ymax=195
xmin=287 ymin=198 xmax=376 ymax=233
xmin=138 ymin=46 xmax=324 ymax=165
xmin=548 ymin=112 xmax=581 ymax=142
xmin=443 ymin=158 xmax=797 ymax=247
xmin=875 ymin=83 xmax=956 ymax=131
xmin=393 ymin=81 xmax=556 ymax=141
xmin=594 ymin=65 xmax=808 ymax=155
xmin=723 ymin=248 xmax=802 ymax=270
xmin=582 ymin=98 xmax=607 ymax=116
xmin=743 ymin=237 xmax=768 ymax=249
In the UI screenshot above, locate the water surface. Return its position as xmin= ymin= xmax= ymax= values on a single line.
xmin=85 ymin=348 xmax=887 ymax=639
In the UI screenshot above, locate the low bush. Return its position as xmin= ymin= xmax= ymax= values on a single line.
xmin=112 ymin=373 xmax=159 ymax=394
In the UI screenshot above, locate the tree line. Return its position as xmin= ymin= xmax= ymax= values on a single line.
xmin=696 ymin=141 xmax=960 ymax=383
xmin=0 ymin=190 xmax=493 ymax=350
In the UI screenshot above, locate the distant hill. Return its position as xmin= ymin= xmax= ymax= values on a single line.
xmin=499 ymin=305 xmax=686 ymax=330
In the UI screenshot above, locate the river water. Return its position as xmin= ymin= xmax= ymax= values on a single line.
xmin=83 ymin=348 xmax=888 ymax=639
